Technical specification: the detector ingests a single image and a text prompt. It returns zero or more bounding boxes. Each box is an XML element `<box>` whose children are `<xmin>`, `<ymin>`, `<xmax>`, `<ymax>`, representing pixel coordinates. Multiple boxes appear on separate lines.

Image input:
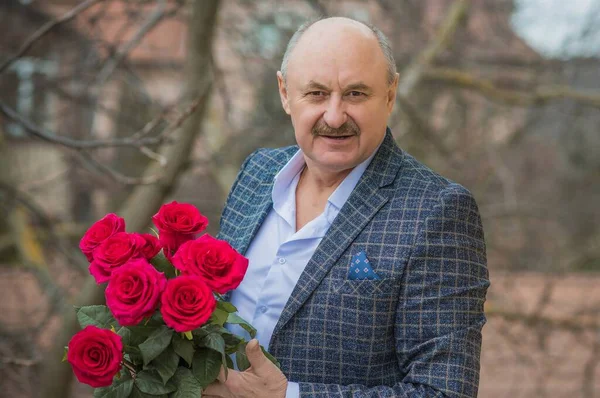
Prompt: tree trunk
<box><xmin>39</xmin><ymin>1</ymin><xmax>221</xmax><ymax>396</ymax></box>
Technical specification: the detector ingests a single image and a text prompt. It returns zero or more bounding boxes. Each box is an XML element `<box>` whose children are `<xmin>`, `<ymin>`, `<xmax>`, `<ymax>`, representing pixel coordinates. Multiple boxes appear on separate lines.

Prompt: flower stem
<box><xmin>122</xmin><ymin>360</ymin><xmax>137</xmax><ymax>379</ymax></box>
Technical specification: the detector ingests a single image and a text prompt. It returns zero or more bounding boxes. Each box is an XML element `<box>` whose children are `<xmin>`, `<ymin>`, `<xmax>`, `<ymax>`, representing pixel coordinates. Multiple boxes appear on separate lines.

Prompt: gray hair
<box><xmin>280</xmin><ymin>17</ymin><xmax>397</xmax><ymax>86</ymax></box>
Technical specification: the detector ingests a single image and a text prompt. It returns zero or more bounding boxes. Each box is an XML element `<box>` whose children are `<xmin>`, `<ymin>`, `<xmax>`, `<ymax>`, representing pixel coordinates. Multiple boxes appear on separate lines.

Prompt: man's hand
<box><xmin>202</xmin><ymin>339</ymin><xmax>288</xmax><ymax>398</ymax></box>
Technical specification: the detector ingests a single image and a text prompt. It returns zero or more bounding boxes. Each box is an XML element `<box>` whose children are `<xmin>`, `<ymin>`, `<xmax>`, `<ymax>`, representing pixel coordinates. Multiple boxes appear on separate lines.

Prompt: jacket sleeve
<box><xmin>297</xmin><ymin>183</ymin><xmax>490</xmax><ymax>398</ymax></box>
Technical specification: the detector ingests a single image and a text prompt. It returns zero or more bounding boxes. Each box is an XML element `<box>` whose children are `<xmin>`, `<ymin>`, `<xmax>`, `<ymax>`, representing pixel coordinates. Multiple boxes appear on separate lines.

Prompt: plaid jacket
<box><xmin>218</xmin><ymin>130</ymin><xmax>490</xmax><ymax>398</ymax></box>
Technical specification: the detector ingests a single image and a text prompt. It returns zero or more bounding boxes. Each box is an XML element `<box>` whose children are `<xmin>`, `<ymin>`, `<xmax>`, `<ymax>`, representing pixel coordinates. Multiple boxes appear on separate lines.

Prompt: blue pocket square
<box><xmin>348</xmin><ymin>251</ymin><xmax>381</xmax><ymax>280</ymax></box>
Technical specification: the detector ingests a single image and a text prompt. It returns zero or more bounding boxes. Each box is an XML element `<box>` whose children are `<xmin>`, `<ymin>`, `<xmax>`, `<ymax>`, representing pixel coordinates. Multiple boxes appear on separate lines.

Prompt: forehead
<box><xmin>286</xmin><ymin>22</ymin><xmax>388</xmax><ymax>88</ymax></box>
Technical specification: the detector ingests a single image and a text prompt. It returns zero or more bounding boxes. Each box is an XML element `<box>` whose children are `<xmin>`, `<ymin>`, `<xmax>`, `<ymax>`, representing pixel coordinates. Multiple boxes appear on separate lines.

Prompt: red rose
<box><xmin>160</xmin><ymin>275</ymin><xmax>216</xmax><ymax>332</ymax></box>
<box><xmin>79</xmin><ymin>214</ymin><xmax>125</xmax><ymax>262</ymax></box>
<box><xmin>134</xmin><ymin>233</ymin><xmax>162</xmax><ymax>259</ymax></box>
<box><xmin>152</xmin><ymin>201</ymin><xmax>208</xmax><ymax>258</ymax></box>
<box><xmin>105</xmin><ymin>258</ymin><xmax>167</xmax><ymax>326</ymax></box>
<box><xmin>67</xmin><ymin>325</ymin><xmax>123</xmax><ymax>388</ymax></box>
<box><xmin>89</xmin><ymin>232</ymin><xmax>143</xmax><ymax>284</ymax></box>
<box><xmin>172</xmin><ymin>235</ymin><xmax>248</xmax><ymax>294</ymax></box>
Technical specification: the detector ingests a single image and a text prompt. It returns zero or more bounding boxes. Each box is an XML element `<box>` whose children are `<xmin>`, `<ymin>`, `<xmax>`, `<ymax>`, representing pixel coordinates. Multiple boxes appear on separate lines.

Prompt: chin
<box><xmin>315</xmin><ymin>156</ymin><xmax>360</xmax><ymax>172</ymax></box>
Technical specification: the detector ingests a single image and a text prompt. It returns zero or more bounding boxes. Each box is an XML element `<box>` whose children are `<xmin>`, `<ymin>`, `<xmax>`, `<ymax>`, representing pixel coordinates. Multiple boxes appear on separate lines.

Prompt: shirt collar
<box><xmin>272</xmin><ymin>139</ymin><xmax>382</xmax><ymax>225</ymax></box>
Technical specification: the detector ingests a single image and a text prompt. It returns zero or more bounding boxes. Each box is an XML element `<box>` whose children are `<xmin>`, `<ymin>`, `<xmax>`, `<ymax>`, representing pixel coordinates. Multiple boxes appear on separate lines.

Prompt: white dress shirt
<box><xmin>227</xmin><ymin>145</ymin><xmax>378</xmax><ymax>397</ymax></box>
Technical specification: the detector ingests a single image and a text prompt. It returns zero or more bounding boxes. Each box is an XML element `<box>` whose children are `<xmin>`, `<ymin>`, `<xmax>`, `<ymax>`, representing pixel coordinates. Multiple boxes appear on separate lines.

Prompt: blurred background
<box><xmin>0</xmin><ymin>0</ymin><xmax>599</xmax><ymax>397</ymax></box>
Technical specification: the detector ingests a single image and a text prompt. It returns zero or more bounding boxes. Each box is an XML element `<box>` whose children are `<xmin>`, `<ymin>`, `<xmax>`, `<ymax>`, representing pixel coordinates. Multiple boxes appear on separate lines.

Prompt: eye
<box><xmin>308</xmin><ymin>91</ymin><xmax>326</xmax><ymax>97</ymax></box>
<box><xmin>347</xmin><ymin>91</ymin><xmax>365</xmax><ymax>97</ymax></box>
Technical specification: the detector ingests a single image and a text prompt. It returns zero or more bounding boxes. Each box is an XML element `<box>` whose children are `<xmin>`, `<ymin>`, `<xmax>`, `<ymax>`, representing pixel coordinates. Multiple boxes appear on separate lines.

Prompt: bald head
<box><xmin>280</xmin><ymin>17</ymin><xmax>397</xmax><ymax>86</ymax></box>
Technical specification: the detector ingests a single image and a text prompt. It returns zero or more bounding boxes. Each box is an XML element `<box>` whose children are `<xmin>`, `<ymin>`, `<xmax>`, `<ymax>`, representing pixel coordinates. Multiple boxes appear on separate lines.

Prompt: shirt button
<box><xmin>278</xmin><ymin>257</ymin><xmax>286</xmax><ymax>264</ymax></box>
<box><xmin>259</xmin><ymin>306</ymin><xmax>267</xmax><ymax>314</ymax></box>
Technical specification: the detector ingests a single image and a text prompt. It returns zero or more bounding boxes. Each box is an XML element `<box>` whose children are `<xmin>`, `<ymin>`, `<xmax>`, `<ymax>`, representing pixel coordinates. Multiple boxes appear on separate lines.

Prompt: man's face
<box><xmin>277</xmin><ymin>20</ymin><xmax>398</xmax><ymax>174</ymax></box>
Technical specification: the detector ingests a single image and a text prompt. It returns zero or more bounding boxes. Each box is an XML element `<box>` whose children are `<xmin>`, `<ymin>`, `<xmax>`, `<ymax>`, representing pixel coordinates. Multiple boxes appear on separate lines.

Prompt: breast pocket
<box><xmin>333</xmin><ymin>277</ymin><xmax>398</xmax><ymax>296</ymax></box>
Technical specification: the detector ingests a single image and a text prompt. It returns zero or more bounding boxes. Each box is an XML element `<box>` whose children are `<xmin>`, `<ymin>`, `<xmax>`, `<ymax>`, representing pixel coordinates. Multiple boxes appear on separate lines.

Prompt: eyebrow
<box><xmin>302</xmin><ymin>81</ymin><xmax>330</xmax><ymax>92</ymax></box>
<box><xmin>344</xmin><ymin>82</ymin><xmax>372</xmax><ymax>92</ymax></box>
<box><xmin>301</xmin><ymin>80</ymin><xmax>373</xmax><ymax>93</ymax></box>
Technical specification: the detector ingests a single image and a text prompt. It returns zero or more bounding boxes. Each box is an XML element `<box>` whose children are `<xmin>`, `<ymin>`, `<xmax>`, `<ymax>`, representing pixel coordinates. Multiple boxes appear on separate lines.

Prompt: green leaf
<box><xmin>235</xmin><ymin>343</ymin><xmax>250</xmax><ymax>371</ymax></box>
<box><xmin>216</xmin><ymin>301</ymin><xmax>237</xmax><ymax>313</ymax></box>
<box><xmin>93</xmin><ymin>371</ymin><xmax>134</xmax><ymax>398</ymax></box>
<box><xmin>203</xmin><ymin>333</ymin><xmax>227</xmax><ymax>379</ymax></box>
<box><xmin>191</xmin><ymin>326</ymin><xmax>210</xmax><ymax>343</ymax></box>
<box><xmin>200</xmin><ymin>323</ymin><xmax>222</xmax><ymax>334</ymax></box>
<box><xmin>202</xmin><ymin>333</ymin><xmax>225</xmax><ymax>356</ymax></box>
<box><xmin>62</xmin><ymin>347</ymin><xmax>68</xmax><ymax>362</ymax></box>
<box><xmin>123</xmin><ymin>345</ymin><xmax>144</xmax><ymax>367</ymax></box>
<box><xmin>209</xmin><ymin>307</ymin><xmax>229</xmax><ymax>327</ymax></box>
<box><xmin>119</xmin><ymin>326</ymin><xmax>144</xmax><ymax>365</ymax></box>
<box><xmin>192</xmin><ymin>347</ymin><xmax>222</xmax><ymax>388</ymax></box>
<box><xmin>170</xmin><ymin>367</ymin><xmax>203</xmax><ymax>398</ymax></box>
<box><xmin>129</xmin><ymin>386</ymin><xmax>168</xmax><ymax>398</ymax></box>
<box><xmin>76</xmin><ymin>305</ymin><xmax>117</xmax><ymax>329</ymax></box>
<box><xmin>125</xmin><ymin>324</ymin><xmax>161</xmax><ymax>346</ymax></box>
<box><xmin>225</xmin><ymin>313</ymin><xmax>256</xmax><ymax>338</ymax></box>
<box><xmin>127</xmin><ymin>386</ymin><xmax>144</xmax><ymax>398</ymax></box>
<box><xmin>225</xmin><ymin>355</ymin><xmax>234</xmax><ymax>370</ymax></box>
<box><xmin>172</xmin><ymin>334</ymin><xmax>195</xmax><ymax>366</ymax></box>
<box><xmin>150</xmin><ymin>253</ymin><xmax>176</xmax><ymax>279</ymax></box>
<box><xmin>151</xmin><ymin>346</ymin><xmax>179</xmax><ymax>385</ymax></box>
<box><xmin>139</xmin><ymin>326</ymin><xmax>173</xmax><ymax>367</ymax></box>
<box><xmin>148</xmin><ymin>311</ymin><xmax>164</xmax><ymax>326</ymax></box>
<box><xmin>117</xmin><ymin>327</ymin><xmax>132</xmax><ymax>346</ymax></box>
<box><xmin>135</xmin><ymin>370</ymin><xmax>176</xmax><ymax>395</ymax></box>
<box><xmin>222</xmin><ymin>332</ymin><xmax>244</xmax><ymax>354</ymax></box>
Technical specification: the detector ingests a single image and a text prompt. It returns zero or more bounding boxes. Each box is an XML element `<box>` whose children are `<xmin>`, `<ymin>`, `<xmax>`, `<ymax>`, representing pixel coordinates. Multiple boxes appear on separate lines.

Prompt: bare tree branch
<box><xmin>1</xmin><ymin>356</ymin><xmax>40</xmax><ymax>367</ymax></box>
<box><xmin>0</xmin><ymin>0</ymin><xmax>105</xmax><ymax>75</ymax></box>
<box><xmin>0</xmin><ymin>182</ymin><xmax>87</xmax><ymax>273</ymax></box>
<box><xmin>91</xmin><ymin>0</ymin><xmax>168</xmax><ymax>98</ymax></box>
<box><xmin>75</xmin><ymin>150</ymin><xmax>163</xmax><ymax>185</ymax></box>
<box><xmin>398</xmin><ymin>0</ymin><xmax>470</xmax><ymax>97</ymax></box>
<box><xmin>424</xmin><ymin>67</ymin><xmax>600</xmax><ymax>108</ymax></box>
<box><xmin>396</xmin><ymin>96</ymin><xmax>453</xmax><ymax>158</ymax></box>
<box><xmin>77</xmin><ymin>96</ymin><xmax>204</xmax><ymax>185</ymax></box>
<box><xmin>0</xmin><ymin>100</ymin><xmax>176</xmax><ymax>150</ymax></box>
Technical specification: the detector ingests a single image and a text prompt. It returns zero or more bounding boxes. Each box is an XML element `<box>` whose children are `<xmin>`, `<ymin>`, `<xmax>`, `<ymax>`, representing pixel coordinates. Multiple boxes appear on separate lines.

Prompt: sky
<box><xmin>511</xmin><ymin>0</ymin><xmax>600</xmax><ymax>58</ymax></box>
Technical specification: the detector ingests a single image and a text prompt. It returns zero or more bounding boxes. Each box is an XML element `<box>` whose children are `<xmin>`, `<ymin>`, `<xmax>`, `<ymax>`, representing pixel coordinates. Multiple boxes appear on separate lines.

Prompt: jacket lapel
<box><xmin>227</xmin><ymin>147</ymin><xmax>299</xmax><ymax>256</ymax></box>
<box><xmin>234</xmin><ymin>181</ymin><xmax>274</xmax><ymax>256</ymax></box>
<box><xmin>272</xmin><ymin>129</ymin><xmax>404</xmax><ymax>337</ymax></box>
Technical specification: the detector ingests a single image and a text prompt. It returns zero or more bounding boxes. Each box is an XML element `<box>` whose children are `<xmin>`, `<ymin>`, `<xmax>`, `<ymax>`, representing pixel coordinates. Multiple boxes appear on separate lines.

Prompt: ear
<box><xmin>386</xmin><ymin>72</ymin><xmax>400</xmax><ymax>113</ymax></box>
<box><xmin>277</xmin><ymin>71</ymin><xmax>291</xmax><ymax>115</ymax></box>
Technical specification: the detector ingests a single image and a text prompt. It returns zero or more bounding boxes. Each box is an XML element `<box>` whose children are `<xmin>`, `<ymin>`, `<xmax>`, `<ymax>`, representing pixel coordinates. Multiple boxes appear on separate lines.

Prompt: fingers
<box><xmin>245</xmin><ymin>339</ymin><xmax>269</xmax><ymax>374</ymax></box>
<box><xmin>216</xmin><ymin>365</ymin><xmax>227</xmax><ymax>383</ymax></box>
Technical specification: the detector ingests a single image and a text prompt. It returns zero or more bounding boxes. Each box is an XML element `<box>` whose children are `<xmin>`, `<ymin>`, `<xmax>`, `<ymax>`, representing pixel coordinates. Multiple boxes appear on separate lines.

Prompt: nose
<box><xmin>322</xmin><ymin>96</ymin><xmax>347</xmax><ymax>129</ymax></box>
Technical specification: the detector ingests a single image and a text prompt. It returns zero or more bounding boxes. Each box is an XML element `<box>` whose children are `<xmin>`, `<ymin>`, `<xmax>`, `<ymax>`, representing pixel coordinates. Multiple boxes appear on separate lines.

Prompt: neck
<box><xmin>301</xmin><ymin>160</ymin><xmax>353</xmax><ymax>194</ymax></box>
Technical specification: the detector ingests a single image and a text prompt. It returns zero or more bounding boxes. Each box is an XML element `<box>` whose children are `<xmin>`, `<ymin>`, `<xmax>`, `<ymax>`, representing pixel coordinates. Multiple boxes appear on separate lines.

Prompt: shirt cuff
<box><xmin>286</xmin><ymin>381</ymin><xmax>300</xmax><ymax>398</ymax></box>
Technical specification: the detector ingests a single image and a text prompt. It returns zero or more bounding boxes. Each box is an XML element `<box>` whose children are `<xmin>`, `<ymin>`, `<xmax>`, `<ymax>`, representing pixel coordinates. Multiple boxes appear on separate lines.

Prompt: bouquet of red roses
<box><xmin>65</xmin><ymin>201</ymin><xmax>276</xmax><ymax>397</ymax></box>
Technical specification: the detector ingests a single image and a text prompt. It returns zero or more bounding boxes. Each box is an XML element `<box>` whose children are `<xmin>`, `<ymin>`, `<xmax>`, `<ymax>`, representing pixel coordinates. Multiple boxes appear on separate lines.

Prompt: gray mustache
<box><xmin>312</xmin><ymin>119</ymin><xmax>360</xmax><ymax>137</ymax></box>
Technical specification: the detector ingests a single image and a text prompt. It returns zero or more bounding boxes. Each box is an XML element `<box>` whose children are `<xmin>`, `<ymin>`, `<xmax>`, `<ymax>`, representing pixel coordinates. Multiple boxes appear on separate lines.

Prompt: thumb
<box><xmin>245</xmin><ymin>339</ymin><xmax>269</xmax><ymax>372</ymax></box>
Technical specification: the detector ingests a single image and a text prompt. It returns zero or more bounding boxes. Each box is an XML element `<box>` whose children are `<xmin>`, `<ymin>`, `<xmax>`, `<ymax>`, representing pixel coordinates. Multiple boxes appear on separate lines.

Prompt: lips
<box><xmin>320</xmin><ymin>135</ymin><xmax>353</xmax><ymax>139</ymax></box>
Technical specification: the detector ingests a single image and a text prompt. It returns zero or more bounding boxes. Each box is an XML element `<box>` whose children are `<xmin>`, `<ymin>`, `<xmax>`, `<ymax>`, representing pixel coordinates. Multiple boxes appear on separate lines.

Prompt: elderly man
<box><xmin>205</xmin><ymin>17</ymin><xmax>489</xmax><ymax>398</ymax></box>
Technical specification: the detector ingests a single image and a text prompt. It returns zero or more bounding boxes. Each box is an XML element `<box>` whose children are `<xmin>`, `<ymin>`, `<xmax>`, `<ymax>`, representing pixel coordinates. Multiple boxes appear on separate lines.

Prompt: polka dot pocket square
<box><xmin>348</xmin><ymin>251</ymin><xmax>381</xmax><ymax>280</ymax></box>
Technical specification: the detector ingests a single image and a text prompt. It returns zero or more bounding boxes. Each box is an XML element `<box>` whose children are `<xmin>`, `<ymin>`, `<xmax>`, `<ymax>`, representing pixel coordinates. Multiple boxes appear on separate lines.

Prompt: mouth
<box><xmin>320</xmin><ymin>135</ymin><xmax>354</xmax><ymax>140</ymax></box>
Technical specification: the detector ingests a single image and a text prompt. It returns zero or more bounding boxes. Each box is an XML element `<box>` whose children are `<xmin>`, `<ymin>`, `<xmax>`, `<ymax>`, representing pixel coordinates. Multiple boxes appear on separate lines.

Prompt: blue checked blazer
<box><xmin>218</xmin><ymin>130</ymin><xmax>490</xmax><ymax>398</ymax></box>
